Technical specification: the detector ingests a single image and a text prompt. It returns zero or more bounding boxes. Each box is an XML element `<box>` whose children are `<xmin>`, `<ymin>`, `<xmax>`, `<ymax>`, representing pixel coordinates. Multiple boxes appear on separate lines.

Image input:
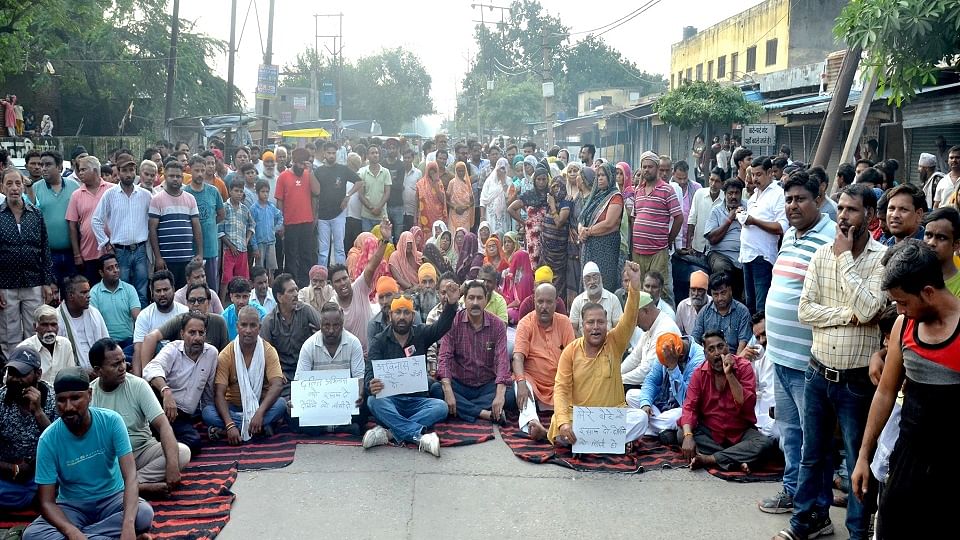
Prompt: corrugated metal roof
<box><xmin>778</xmin><ymin>91</ymin><xmax>863</xmax><ymax>116</ymax></box>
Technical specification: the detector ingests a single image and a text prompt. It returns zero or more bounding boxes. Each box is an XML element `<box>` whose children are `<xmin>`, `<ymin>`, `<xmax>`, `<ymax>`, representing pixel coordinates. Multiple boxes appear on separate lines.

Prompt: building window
<box><xmin>717</xmin><ymin>55</ymin><xmax>726</xmax><ymax>78</ymax></box>
<box><xmin>678</xmin><ymin>71</ymin><xmax>683</xmax><ymax>85</ymax></box>
<box><xmin>766</xmin><ymin>38</ymin><xmax>778</xmax><ymax>66</ymax></box>
<box><xmin>686</xmin><ymin>67</ymin><xmax>692</xmax><ymax>81</ymax></box>
<box><xmin>731</xmin><ymin>53</ymin><xmax>738</xmax><ymax>77</ymax></box>
<box><xmin>696</xmin><ymin>63</ymin><xmax>703</xmax><ymax>81</ymax></box>
<box><xmin>671</xmin><ymin>74</ymin><xmax>675</xmax><ymax>89</ymax></box>
<box><xmin>746</xmin><ymin>46</ymin><xmax>757</xmax><ymax>72</ymax></box>
<box><xmin>707</xmin><ymin>60</ymin><xmax>714</xmax><ymax>81</ymax></box>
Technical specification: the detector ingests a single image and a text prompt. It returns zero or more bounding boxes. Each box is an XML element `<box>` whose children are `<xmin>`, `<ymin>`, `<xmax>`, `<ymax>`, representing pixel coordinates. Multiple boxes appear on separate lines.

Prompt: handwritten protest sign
<box><xmin>292</xmin><ymin>370</ymin><xmax>358</xmax><ymax>416</ymax></box>
<box><xmin>572</xmin><ymin>406</ymin><xmax>627</xmax><ymax>454</ymax></box>
<box><xmin>291</xmin><ymin>376</ymin><xmax>360</xmax><ymax>426</ymax></box>
<box><xmin>371</xmin><ymin>355</ymin><xmax>428</xmax><ymax>398</ymax></box>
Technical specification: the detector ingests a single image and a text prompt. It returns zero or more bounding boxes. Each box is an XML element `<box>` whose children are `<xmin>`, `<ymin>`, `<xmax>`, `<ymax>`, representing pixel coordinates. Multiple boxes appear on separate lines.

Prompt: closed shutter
<box><xmin>908</xmin><ymin>125</ymin><xmax>960</xmax><ymax>184</ymax></box>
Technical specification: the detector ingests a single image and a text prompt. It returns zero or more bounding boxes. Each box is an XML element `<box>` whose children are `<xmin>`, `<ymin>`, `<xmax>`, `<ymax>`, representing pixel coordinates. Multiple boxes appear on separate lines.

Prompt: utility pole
<box><xmin>812</xmin><ymin>45</ymin><xmax>861</xmax><ymax>169</ymax></box>
<box><xmin>259</xmin><ymin>0</ymin><xmax>275</xmax><ymax>147</ymax></box>
<box><xmin>542</xmin><ymin>30</ymin><xmax>555</xmax><ymax>148</ymax></box>
<box><xmin>225</xmin><ymin>0</ymin><xmax>237</xmax><ymax>149</ymax></box>
<box><xmin>315</xmin><ymin>13</ymin><xmax>344</xmax><ymax>129</ymax></box>
<box><xmin>163</xmin><ymin>0</ymin><xmax>180</xmax><ymax>132</ymax></box>
<box><xmin>840</xmin><ymin>65</ymin><xmax>878</xmax><ymax>166</ymax></box>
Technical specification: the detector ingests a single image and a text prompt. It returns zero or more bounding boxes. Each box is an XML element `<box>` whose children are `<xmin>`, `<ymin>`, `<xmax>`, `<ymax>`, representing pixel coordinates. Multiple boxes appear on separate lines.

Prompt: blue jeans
<box><xmin>790</xmin><ymin>365</ymin><xmax>873</xmax><ymax>539</ymax></box>
<box><xmin>115</xmin><ymin>244</ymin><xmax>149</xmax><ymax>307</ymax></box>
<box><xmin>387</xmin><ymin>206</ymin><xmax>404</xmax><ymax>243</ymax></box>
<box><xmin>201</xmin><ymin>398</ymin><xmax>288</xmax><ymax>431</ymax></box>
<box><xmin>428</xmin><ymin>379</ymin><xmax>515</xmax><ymax>423</ymax></box>
<box><xmin>0</xmin><ymin>477</ymin><xmax>37</xmax><ymax>509</ymax></box>
<box><xmin>775</xmin><ymin>364</ymin><xmax>833</xmax><ymax>506</ymax></box>
<box><xmin>50</xmin><ymin>248</ymin><xmax>74</xmax><ymax>289</ymax></box>
<box><xmin>204</xmin><ymin>256</ymin><xmax>220</xmax><ymax>294</ymax></box>
<box><xmin>366</xmin><ymin>394</ymin><xmax>448</xmax><ymax>443</ymax></box>
<box><xmin>360</xmin><ymin>217</ymin><xmax>381</xmax><ymax>233</ymax></box>
<box><xmin>743</xmin><ymin>256</ymin><xmax>773</xmax><ymax>313</ymax></box>
<box><xmin>317</xmin><ymin>212</ymin><xmax>346</xmax><ymax>267</ymax></box>
<box><xmin>23</xmin><ymin>490</ymin><xmax>153</xmax><ymax>540</ymax></box>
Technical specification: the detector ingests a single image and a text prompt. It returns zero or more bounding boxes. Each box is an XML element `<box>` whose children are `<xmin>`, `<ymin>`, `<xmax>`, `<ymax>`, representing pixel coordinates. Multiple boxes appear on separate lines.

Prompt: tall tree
<box><xmin>653</xmin><ymin>81</ymin><xmax>763</xmax><ymax>131</ymax></box>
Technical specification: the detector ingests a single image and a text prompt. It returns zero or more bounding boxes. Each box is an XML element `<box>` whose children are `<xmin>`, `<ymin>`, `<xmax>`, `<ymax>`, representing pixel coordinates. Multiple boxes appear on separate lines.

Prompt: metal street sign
<box><xmin>256</xmin><ymin>64</ymin><xmax>279</xmax><ymax>100</ymax></box>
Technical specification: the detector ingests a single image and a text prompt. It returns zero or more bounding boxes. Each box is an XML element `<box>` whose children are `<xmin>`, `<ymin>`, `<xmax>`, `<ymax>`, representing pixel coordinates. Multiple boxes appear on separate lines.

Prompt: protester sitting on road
<box><xmin>569</xmin><ymin>261</ymin><xmax>623</xmax><ymax>336</ymax></box>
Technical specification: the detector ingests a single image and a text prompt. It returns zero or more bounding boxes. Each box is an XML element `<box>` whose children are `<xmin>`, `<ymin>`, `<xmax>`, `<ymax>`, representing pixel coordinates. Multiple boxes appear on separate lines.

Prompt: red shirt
<box><xmin>680</xmin><ymin>355</ymin><xmax>757</xmax><ymax>445</ymax></box>
<box><xmin>275</xmin><ymin>169</ymin><xmax>314</xmax><ymax>225</ymax></box>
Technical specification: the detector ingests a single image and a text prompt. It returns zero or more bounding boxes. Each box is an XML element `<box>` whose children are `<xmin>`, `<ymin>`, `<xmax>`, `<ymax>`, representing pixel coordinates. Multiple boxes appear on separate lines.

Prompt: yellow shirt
<box><xmin>215</xmin><ymin>340</ymin><xmax>284</xmax><ymax>407</ymax></box>
<box><xmin>548</xmin><ymin>286</ymin><xmax>639</xmax><ymax>443</ymax></box>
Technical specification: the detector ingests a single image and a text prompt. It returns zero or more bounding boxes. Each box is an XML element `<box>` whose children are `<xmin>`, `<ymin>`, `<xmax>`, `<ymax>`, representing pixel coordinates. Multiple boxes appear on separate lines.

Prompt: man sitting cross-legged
<box><xmin>625</xmin><ymin>333</ymin><xmax>705</xmax><ymax>444</ymax></box>
<box><xmin>680</xmin><ymin>330</ymin><xmax>775</xmax><ymax>472</ymax></box>
<box><xmin>23</xmin><ymin>368</ymin><xmax>154</xmax><ymax>540</ymax></box>
<box><xmin>203</xmin><ymin>306</ymin><xmax>287</xmax><ymax>444</ymax></box>
<box><xmin>512</xmin><ymin>282</ymin><xmax>575</xmax><ymax>440</ymax></box>
<box><xmin>91</xmin><ymin>338</ymin><xmax>191</xmax><ymax>499</ymax></box>
<box><xmin>364</xmin><ymin>281</ymin><xmax>461</xmax><ymax>456</ymax></box>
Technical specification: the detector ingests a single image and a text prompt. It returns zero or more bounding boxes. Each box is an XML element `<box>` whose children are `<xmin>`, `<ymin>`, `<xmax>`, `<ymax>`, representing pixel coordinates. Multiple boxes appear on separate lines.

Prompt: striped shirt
<box><xmin>91</xmin><ymin>184</ymin><xmax>152</xmax><ymax>248</ymax></box>
<box><xmin>148</xmin><ymin>190</ymin><xmax>199</xmax><ymax>263</ymax></box>
<box><xmin>632</xmin><ymin>180</ymin><xmax>681</xmax><ymax>255</ymax></box>
<box><xmin>799</xmin><ymin>237</ymin><xmax>887</xmax><ymax>370</ymax></box>
<box><xmin>765</xmin><ymin>213</ymin><xmax>836</xmax><ymax>371</ymax></box>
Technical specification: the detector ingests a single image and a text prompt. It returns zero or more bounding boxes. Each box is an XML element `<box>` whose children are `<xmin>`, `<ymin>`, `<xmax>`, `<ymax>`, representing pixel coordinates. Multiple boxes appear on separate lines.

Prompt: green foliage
<box><xmin>835</xmin><ymin>0</ymin><xmax>960</xmax><ymax>105</ymax></box>
<box><xmin>653</xmin><ymin>81</ymin><xmax>763</xmax><ymax>130</ymax></box>
<box><xmin>0</xmin><ymin>0</ymin><xmax>241</xmax><ymax>136</ymax></box>
<box><xmin>280</xmin><ymin>47</ymin><xmax>434</xmax><ymax>134</ymax></box>
<box><xmin>454</xmin><ymin>0</ymin><xmax>666</xmax><ymax>137</ymax></box>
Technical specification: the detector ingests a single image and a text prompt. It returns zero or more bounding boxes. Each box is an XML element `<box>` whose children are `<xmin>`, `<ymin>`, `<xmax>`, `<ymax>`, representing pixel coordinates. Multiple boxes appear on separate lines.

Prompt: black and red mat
<box><xmin>0</xmin><ymin>461</ymin><xmax>238</xmax><ymax>540</ymax></box>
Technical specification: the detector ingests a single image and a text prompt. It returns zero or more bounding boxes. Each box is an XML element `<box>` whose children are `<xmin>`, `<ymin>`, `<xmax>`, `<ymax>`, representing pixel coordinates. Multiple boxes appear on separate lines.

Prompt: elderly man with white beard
<box><xmin>569</xmin><ymin>261</ymin><xmax>623</xmax><ymax>337</ymax></box>
<box><xmin>18</xmin><ymin>304</ymin><xmax>76</xmax><ymax>384</ymax></box>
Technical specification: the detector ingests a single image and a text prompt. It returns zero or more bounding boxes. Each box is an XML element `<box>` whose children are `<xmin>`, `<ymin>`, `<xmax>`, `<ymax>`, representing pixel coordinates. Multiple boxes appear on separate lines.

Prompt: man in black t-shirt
<box><xmin>315</xmin><ymin>141</ymin><xmax>361</xmax><ymax>268</ymax></box>
<box><xmin>381</xmin><ymin>137</ymin><xmax>406</xmax><ymax>243</ymax></box>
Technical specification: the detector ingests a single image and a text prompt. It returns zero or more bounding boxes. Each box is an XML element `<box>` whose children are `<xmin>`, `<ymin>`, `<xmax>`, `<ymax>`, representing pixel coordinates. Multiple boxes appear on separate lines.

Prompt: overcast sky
<box><xmin>180</xmin><ymin>0</ymin><xmax>764</xmax><ymax>130</ymax></box>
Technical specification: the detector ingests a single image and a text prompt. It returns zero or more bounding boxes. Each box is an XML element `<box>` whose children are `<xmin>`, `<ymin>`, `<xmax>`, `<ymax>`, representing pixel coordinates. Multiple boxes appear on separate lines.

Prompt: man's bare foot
<box><xmin>690</xmin><ymin>453</ymin><xmax>716</xmax><ymax>470</ymax></box>
<box><xmin>478</xmin><ymin>410</ymin><xmax>491</xmax><ymax>421</ymax></box>
<box><xmin>740</xmin><ymin>462</ymin><xmax>752</xmax><ymax>474</ymax></box>
<box><xmin>139</xmin><ymin>482</ymin><xmax>170</xmax><ymax>499</ymax></box>
<box><xmin>527</xmin><ymin>420</ymin><xmax>547</xmax><ymax>441</ymax></box>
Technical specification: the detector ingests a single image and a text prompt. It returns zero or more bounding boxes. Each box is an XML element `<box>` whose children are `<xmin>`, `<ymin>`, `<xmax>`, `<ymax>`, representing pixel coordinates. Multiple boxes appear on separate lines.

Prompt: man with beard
<box><xmin>363</xmin><ymin>280</ymin><xmax>461</xmax><ymax>456</ymax></box>
<box><xmin>569</xmin><ymin>262</ymin><xmax>623</xmax><ymax>336</ymax></box>
<box><xmin>141</xmin><ymin>283</ymin><xmax>230</xmax><ymax>370</ymax></box>
<box><xmin>329</xmin><ymin>220</ymin><xmax>392</xmax><ymax>354</ymax></box>
<box><xmin>883</xmin><ymin>184</ymin><xmax>926</xmax><ymax>245</ymax></box>
<box><xmin>704</xmin><ymin>176</ymin><xmax>746</xmax><ymax>298</ymax></box>
<box><xmin>260</xmin><ymin>273</ymin><xmax>321</xmax><ymax>400</ymax></box>
<box><xmin>315</xmin><ymin>141</ymin><xmax>360</xmax><ymax>268</ymax></box>
<box><xmin>90</xmin><ymin>338</ymin><xmax>189</xmax><ymax>498</ymax></box>
<box><xmin>512</xmin><ymin>283</ymin><xmax>574</xmax><ymax>441</ymax></box>
<box><xmin>410</xmin><ymin>263</ymin><xmax>439</xmax><ymax>323</ymax></box>
<box><xmin>777</xmin><ymin>184</ymin><xmax>887</xmax><ymax>540</ymax></box>
<box><xmin>132</xmin><ymin>270</ymin><xmax>188</xmax><ymax>375</ymax></box>
<box><xmin>297</xmin><ymin>265</ymin><xmax>335</xmax><ymax>313</ymax></box>
<box><xmin>676</xmin><ymin>271</ymin><xmax>711</xmax><ymax>335</ymax></box>
<box><xmin>23</xmin><ymin>367</ymin><xmax>154</xmax><ymax>540</ymax></box>
<box><xmin>759</xmin><ymin>172</ymin><xmax>836</xmax><ymax>515</ymax></box>
<box><xmin>275</xmin><ymin>148</ymin><xmax>322</xmax><ymax>286</ymax></box>
<box><xmin>740</xmin><ymin>157</ymin><xmax>787</xmax><ymax>314</ymax></box>
<box><xmin>691</xmin><ymin>272</ymin><xmax>751</xmax><ymax>354</ymax></box>
<box><xmin>632</xmin><ymin>152</ymin><xmax>683</xmax><ymax>306</ymax></box>
<box><xmin>142</xmin><ymin>313</ymin><xmax>219</xmax><ymax>456</ymax></box>
<box><xmin>0</xmin><ymin>347</ymin><xmax>55</xmax><ymax>509</ymax></box>
<box><xmin>18</xmin><ymin>305</ymin><xmax>75</xmax><ymax>384</ymax></box>
<box><xmin>90</xmin><ymin>253</ymin><xmax>141</xmax><ymax>348</ymax></box>
<box><xmin>148</xmin><ymin>161</ymin><xmax>203</xmax><ymax>289</ymax></box>
<box><xmin>67</xmin><ymin>155</ymin><xmax>111</xmax><ymax>283</ymax></box>
<box><xmin>621</xmin><ymin>290</ymin><xmax>682</xmax><ymax>389</ymax></box>
<box><xmin>56</xmin><ymin>275</ymin><xmax>110</xmax><ymax>371</ymax></box>
<box><xmin>204</xmin><ymin>307</ymin><xmax>286</xmax><ymax>444</ymax></box>
<box><xmin>921</xmin><ymin>152</ymin><xmax>948</xmax><ymax>210</ymax></box>
<box><xmin>294</xmin><ymin>302</ymin><xmax>366</xmax><ymax>434</ymax></box>
<box><xmin>680</xmin><ymin>331</ymin><xmax>774</xmax><ymax>471</ymax></box>
<box><xmin>92</xmin><ymin>153</ymin><xmax>152</xmax><ymax>306</ymax></box>
<box><xmin>367</xmin><ymin>276</ymin><xmax>422</xmax><ymax>341</ymax></box>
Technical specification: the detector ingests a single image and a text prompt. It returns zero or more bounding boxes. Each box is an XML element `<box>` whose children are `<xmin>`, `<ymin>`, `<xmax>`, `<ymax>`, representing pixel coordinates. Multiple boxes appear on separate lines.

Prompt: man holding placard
<box><xmin>294</xmin><ymin>302</ymin><xmax>366</xmax><ymax>434</ymax></box>
<box><xmin>364</xmin><ymin>280</ymin><xmax>461</xmax><ymax>456</ymax></box>
<box><xmin>549</xmin><ymin>262</ymin><xmax>647</xmax><ymax>447</ymax></box>
<box><xmin>433</xmin><ymin>280</ymin><xmax>512</xmax><ymax>425</ymax></box>
<box><xmin>679</xmin><ymin>330</ymin><xmax>774</xmax><ymax>472</ymax></box>
<box><xmin>203</xmin><ymin>307</ymin><xmax>287</xmax><ymax>444</ymax></box>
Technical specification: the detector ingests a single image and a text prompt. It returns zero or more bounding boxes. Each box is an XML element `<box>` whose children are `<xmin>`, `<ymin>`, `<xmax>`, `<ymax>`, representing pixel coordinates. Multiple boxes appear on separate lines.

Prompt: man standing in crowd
<box><xmin>67</xmin><ymin>155</ymin><xmax>111</xmax><ymax>283</ymax></box>
<box><xmin>921</xmin><ymin>207</ymin><xmax>960</xmax><ymax>296</ymax></box>
<box><xmin>358</xmin><ymin>145</ymin><xmax>392</xmax><ymax>232</ymax></box>
<box><xmin>275</xmin><ymin>148</ymin><xmax>321</xmax><ymax>286</ymax></box>
<box><xmin>632</xmin><ymin>151</ymin><xmax>682</xmax><ymax>306</ymax></box>
<box><xmin>33</xmin><ymin>150</ymin><xmax>80</xmax><ymax>288</ymax></box>
<box><xmin>315</xmin><ymin>141</ymin><xmax>360</xmax><ymax>268</ymax></box>
<box><xmin>184</xmin><ymin>153</ymin><xmax>225</xmax><ymax>292</ymax></box>
<box><xmin>148</xmin><ymin>161</ymin><xmax>203</xmax><ymax>289</ymax></box>
<box><xmin>92</xmin><ymin>152</ymin><xmax>152</xmax><ymax>306</ymax></box>
<box><xmin>740</xmin><ymin>157</ymin><xmax>786</xmax><ymax>314</ymax></box>
<box><xmin>883</xmin><ymin>184</ymin><xmax>926</xmax><ymax>245</ymax></box>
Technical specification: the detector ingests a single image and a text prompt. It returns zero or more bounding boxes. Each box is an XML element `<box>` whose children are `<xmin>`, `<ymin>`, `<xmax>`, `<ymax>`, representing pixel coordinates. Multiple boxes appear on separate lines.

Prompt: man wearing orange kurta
<box><xmin>512</xmin><ymin>282</ymin><xmax>575</xmax><ymax>440</ymax></box>
<box><xmin>548</xmin><ymin>261</ymin><xmax>648</xmax><ymax>446</ymax></box>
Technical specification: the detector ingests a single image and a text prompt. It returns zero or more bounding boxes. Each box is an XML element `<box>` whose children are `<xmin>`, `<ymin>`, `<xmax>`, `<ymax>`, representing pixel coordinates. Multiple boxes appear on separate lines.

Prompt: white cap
<box><xmin>919</xmin><ymin>152</ymin><xmax>937</xmax><ymax>168</ymax></box>
<box><xmin>583</xmin><ymin>261</ymin><xmax>600</xmax><ymax>276</ymax></box>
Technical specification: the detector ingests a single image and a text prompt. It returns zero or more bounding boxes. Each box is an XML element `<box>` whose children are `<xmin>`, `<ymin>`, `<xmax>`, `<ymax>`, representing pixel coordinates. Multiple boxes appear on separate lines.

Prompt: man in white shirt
<box><xmin>676</xmin><ymin>270</ymin><xmax>712</xmax><ymax>336</ymax></box>
<box><xmin>91</xmin><ymin>153</ymin><xmax>153</xmax><ymax>306</ymax></box>
<box><xmin>569</xmin><ymin>262</ymin><xmax>623</xmax><ymax>337</ymax></box>
<box><xmin>642</xmin><ymin>271</ymin><xmax>676</xmax><ymax>321</ymax></box>
<box><xmin>132</xmin><ymin>270</ymin><xmax>187</xmax><ymax>376</ymax></box>
<box><xmin>18</xmin><ymin>304</ymin><xmax>75</xmax><ymax>384</ymax></box>
<box><xmin>621</xmin><ymin>291</ymin><xmax>682</xmax><ymax>388</ymax></box>
<box><xmin>684</xmin><ymin>172</ymin><xmax>724</xmax><ymax>256</ymax></box>
<box><xmin>740</xmin><ymin>157</ymin><xmax>787</xmax><ymax>313</ymax></box>
<box><xmin>250</xmin><ymin>267</ymin><xmax>277</xmax><ymax>314</ymax></box>
<box><xmin>401</xmin><ymin>148</ymin><xmax>422</xmax><ymax>231</ymax></box>
<box><xmin>746</xmin><ymin>311</ymin><xmax>776</xmax><ymax>439</ymax></box>
<box><xmin>931</xmin><ymin>148</ymin><xmax>960</xmax><ymax>208</ymax></box>
<box><xmin>55</xmin><ymin>275</ymin><xmax>109</xmax><ymax>371</ymax></box>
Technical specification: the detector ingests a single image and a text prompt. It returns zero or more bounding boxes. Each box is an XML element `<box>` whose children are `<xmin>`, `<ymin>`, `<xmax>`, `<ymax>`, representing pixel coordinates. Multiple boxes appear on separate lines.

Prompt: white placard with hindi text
<box><xmin>572</xmin><ymin>406</ymin><xmax>627</xmax><ymax>454</ymax></box>
<box><xmin>371</xmin><ymin>355</ymin><xmax>428</xmax><ymax>398</ymax></box>
<box><xmin>290</xmin><ymin>376</ymin><xmax>360</xmax><ymax>427</ymax></box>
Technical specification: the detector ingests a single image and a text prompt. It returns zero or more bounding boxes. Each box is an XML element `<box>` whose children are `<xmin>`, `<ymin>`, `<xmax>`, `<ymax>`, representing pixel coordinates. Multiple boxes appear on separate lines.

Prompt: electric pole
<box><xmin>542</xmin><ymin>29</ymin><xmax>555</xmax><ymax>148</ymax></box>
<box><xmin>163</xmin><ymin>0</ymin><xmax>180</xmax><ymax>130</ymax></box>
<box><xmin>260</xmin><ymin>0</ymin><xmax>275</xmax><ymax>147</ymax></box>
<box><xmin>315</xmin><ymin>13</ymin><xmax>344</xmax><ymax>130</ymax></box>
<box><xmin>225</xmin><ymin>0</ymin><xmax>237</xmax><ymax>149</ymax></box>
<box><xmin>812</xmin><ymin>45</ymin><xmax>861</xmax><ymax>169</ymax></box>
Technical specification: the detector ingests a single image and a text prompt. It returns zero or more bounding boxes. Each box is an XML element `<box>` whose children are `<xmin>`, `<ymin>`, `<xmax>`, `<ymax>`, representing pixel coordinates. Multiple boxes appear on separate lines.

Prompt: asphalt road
<box><xmin>218</xmin><ymin>428</ymin><xmax>850</xmax><ymax>540</ymax></box>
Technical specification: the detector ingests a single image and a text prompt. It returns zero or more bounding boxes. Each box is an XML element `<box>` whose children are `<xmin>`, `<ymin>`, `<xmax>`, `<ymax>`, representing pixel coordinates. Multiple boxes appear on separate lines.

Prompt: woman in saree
<box><xmin>346</xmin><ymin>232</ymin><xmax>375</xmax><ymax>277</ymax></box>
<box><xmin>566</xmin><ymin>166</ymin><xmax>594</xmax><ymax>302</ymax></box>
<box><xmin>477</xmin><ymin>221</ymin><xmax>492</xmax><ymax>251</ymax></box>
<box><xmin>483</xmin><ymin>236</ymin><xmax>508</xmax><ymax>273</ymax></box>
<box><xmin>578</xmin><ymin>162</ymin><xmax>624</xmax><ymax>291</ymax></box>
<box><xmin>417</xmin><ymin>162</ymin><xmax>447</xmax><ymax>229</ymax></box>
<box><xmin>422</xmin><ymin>241</ymin><xmax>454</xmax><ymax>276</ymax></box>
<box><xmin>539</xmin><ymin>175</ymin><xmax>572</xmax><ymax>294</ymax></box>
<box><xmin>409</xmin><ymin>225</ymin><xmax>426</xmax><ymax>252</ymax></box>
<box><xmin>455</xmin><ymin>231</ymin><xmax>484</xmax><ymax>282</ymax></box>
<box><xmin>446</xmin><ymin>162</ymin><xmax>474</xmax><ymax>232</ymax></box>
<box><xmin>615</xmin><ymin>161</ymin><xmax>635</xmax><ymax>217</ymax></box>
<box><xmin>426</xmin><ymin>220</ymin><xmax>447</xmax><ymax>246</ymax></box>
<box><xmin>508</xmin><ymin>164</ymin><xmax>550</xmax><ymax>266</ymax></box>
<box><xmin>502</xmin><ymin>249</ymin><xmax>533</xmax><ymax>324</ymax></box>
<box><xmin>388</xmin><ymin>231</ymin><xmax>422</xmax><ymax>290</ymax></box>
<box><xmin>502</xmin><ymin>231</ymin><xmax>519</xmax><ymax>272</ymax></box>
<box><xmin>354</xmin><ymin>235</ymin><xmax>391</xmax><ymax>301</ymax></box>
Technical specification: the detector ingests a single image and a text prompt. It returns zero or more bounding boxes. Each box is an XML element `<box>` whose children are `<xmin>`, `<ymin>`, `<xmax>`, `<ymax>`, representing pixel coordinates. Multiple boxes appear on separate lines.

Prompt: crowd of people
<box><xmin>1</xmin><ymin>132</ymin><xmax>959</xmax><ymax>540</ymax></box>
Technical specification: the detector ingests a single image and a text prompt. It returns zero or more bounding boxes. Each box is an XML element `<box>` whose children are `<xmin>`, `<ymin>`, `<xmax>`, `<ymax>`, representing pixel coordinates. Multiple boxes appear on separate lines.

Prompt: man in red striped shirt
<box><xmin>632</xmin><ymin>151</ymin><xmax>683</xmax><ymax>306</ymax></box>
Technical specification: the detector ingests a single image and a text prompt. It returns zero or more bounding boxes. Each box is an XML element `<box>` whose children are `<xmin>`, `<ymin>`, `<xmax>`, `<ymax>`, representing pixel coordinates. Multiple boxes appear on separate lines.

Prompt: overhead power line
<box><xmin>554</xmin><ymin>0</ymin><xmax>659</xmax><ymax>37</ymax></box>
